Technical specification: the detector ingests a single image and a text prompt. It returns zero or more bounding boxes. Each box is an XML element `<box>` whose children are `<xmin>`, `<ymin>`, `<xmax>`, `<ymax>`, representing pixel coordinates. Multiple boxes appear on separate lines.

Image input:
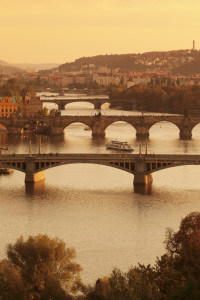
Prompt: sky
<box><xmin>1</xmin><ymin>0</ymin><xmax>200</xmax><ymax>64</ymax></box>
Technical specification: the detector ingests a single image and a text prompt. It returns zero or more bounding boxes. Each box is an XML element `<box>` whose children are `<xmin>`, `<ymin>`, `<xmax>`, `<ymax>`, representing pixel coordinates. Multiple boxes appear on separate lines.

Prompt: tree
<box><xmin>161</xmin><ymin>212</ymin><xmax>200</xmax><ymax>299</ymax></box>
<box><xmin>37</xmin><ymin>107</ymin><xmax>49</xmax><ymax>117</ymax></box>
<box><xmin>50</xmin><ymin>109</ymin><xmax>57</xmax><ymax>116</ymax></box>
<box><xmin>0</xmin><ymin>235</ymin><xmax>82</xmax><ymax>299</ymax></box>
<box><xmin>85</xmin><ymin>212</ymin><xmax>200</xmax><ymax>300</ymax></box>
<box><xmin>21</xmin><ymin>86</ymin><xmax>36</xmax><ymax>101</ymax></box>
<box><xmin>85</xmin><ymin>266</ymin><xmax>160</xmax><ymax>300</ymax></box>
<box><xmin>165</xmin><ymin>212</ymin><xmax>200</xmax><ymax>271</ymax></box>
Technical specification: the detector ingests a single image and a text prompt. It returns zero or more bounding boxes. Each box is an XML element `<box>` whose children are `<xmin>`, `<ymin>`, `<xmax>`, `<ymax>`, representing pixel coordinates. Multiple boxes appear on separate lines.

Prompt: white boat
<box><xmin>106</xmin><ymin>140</ymin><xmax>133</xmax><ymax>151</ymax></box>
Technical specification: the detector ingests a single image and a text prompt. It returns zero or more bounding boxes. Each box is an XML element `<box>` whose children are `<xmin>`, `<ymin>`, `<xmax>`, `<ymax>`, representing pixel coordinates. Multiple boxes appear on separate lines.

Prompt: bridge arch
<box><xmin>64</xmin><ymin>101</ymin><xmax>95</xmax><ymax>110</ymax></box>
<box><xmin>35</xmin><ymin>161</ymin><xmax>134</xmax><ymax>175</ymax></box>
<box><xmin>21</xmin><ymin>121</ymin><xmax>49</xmax><ymax>134</ymax></box>
<box><xmin>0</xmin><ymin>161</ymin><xmax>26</xmax><ymax>173</ymax></box>
<box><xmin>191</xmin><ymin>123</ymin><xmax>200</xmax><ymax>139</ymax></box>
<box><xmin>146</xmin><ymin>161</ymin><xmax>200</xmax><ymax>175</ymax></box>
<box><xmin>63</xmin><ymin>121</ymin><xmax>92</xmax><ymax>135</ymax></box>
<box><xmin>0</xmin><ymin>123</ymin><xmax>8</xmax><ymax>131</ymax></box>
<box><xmin>148</xmin><ymin>120</ymin><xmax>180</xmax><ymax>138</ymax></box>
<box><xmin>105</xmin><ymin>121</ymin><xmax>136</xmax><ymax>135</ymax></box>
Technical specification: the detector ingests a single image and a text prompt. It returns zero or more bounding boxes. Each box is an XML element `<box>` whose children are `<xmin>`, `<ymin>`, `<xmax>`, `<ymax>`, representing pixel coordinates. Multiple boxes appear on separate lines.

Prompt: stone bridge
<box><xmin>1</xmin><ymin>153</ymin><xmax>200</xmax><ymax>185</ymax></box>
<box><xmin>0</xmin><ymin>114</ymin><xmax>200</xmax><ymax>139</ymax></box>
<box><xmin>41</xmin><ymin>97</ymin><xmax>138</xmax><ymax>110</ymax></box>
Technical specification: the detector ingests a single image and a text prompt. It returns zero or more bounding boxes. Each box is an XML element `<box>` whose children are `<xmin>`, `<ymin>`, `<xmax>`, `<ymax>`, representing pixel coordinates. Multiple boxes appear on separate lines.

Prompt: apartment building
<box><xmin>0</xmin><ymin>96</ymin><xmax>18</xmax><ymax>117</ymax></box>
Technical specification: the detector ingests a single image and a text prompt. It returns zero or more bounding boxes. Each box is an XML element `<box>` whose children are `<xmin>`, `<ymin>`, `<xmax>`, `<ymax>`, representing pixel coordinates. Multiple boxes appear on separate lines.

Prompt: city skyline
<box><xmin>1</xmin><ymin>0</ymin><xmax>200</xmax><ymax>64</ymax></box>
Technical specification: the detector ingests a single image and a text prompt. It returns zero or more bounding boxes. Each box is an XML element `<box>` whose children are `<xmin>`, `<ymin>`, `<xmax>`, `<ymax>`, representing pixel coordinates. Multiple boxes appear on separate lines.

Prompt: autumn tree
<box><xmin>37</xmin><ymin>106</ymin><xmax>49</xmax><ymax>117</ymax></box>
<box><xmin>0</xmin><ymin>235</ymin><xmax>83</xmax><ymax>300</ymax></box>
<box><xmin>151</xmin><ymin>212</ymin><xmax>200</xmax><ymax>299</ymax></box>
<box><xmin>84</xmin><ymin>212</ymin><xmax>200</xmax><ymax>300</ymax></box>
<box><xmin>165</xmin><ymin>212</ymin><xmax>200</xmax><ymax>276</ymax></box>
<box><xmin>21</xmin><ymin>86</ymin><xmax>36</xmax><ymax>101</ymax></box>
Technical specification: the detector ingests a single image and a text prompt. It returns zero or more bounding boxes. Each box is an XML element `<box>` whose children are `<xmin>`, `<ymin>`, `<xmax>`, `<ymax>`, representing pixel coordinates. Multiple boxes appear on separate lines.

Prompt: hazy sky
<box><xmin>1</xmin><ymin>0</ymin><xmax>200</xmax><ymax>64</ymax></box>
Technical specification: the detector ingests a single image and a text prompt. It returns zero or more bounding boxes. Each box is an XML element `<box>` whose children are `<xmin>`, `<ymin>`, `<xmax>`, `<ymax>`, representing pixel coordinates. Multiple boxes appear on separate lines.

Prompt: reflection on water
<box><xmin>1</xmin><ymin>102</ymin><xmax>200</xmax><ymax>284</ymax></box>
<box><xmin>25</xmin><ymin>180</ymin><xmax>46</xmax><ymax>196</ymax></box>
<box><xmin>134</xmin><ymin>183</ymin><xmax>153</xmax><ymax>195</ymax></box>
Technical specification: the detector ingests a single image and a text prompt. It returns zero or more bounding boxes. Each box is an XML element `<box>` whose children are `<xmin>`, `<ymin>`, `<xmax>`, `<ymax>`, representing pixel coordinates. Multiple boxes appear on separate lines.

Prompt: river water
<box><xmin>1</xmin><ymin>94</ymin><xmax>200</xmax><ymax>284</ymax></box>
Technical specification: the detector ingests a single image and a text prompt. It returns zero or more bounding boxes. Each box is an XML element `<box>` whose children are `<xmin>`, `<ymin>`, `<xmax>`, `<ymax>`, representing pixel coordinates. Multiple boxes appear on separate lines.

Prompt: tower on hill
<box><xmin>193</xmin><ymin>40</ymin><xmax>195</xmax><ymax>50</ymax></box>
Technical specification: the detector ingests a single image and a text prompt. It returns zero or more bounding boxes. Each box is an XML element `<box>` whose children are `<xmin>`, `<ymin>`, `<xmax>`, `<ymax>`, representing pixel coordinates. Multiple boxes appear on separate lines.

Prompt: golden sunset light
<box><xmin>1</xmin><ymin>0</ymin><xmax>200</xmax><ymax>63</ymax></box>
<box><xmin>2</xmin><ymin>1</ymin><xmax>200</xmax><ymax>299</ymax></box>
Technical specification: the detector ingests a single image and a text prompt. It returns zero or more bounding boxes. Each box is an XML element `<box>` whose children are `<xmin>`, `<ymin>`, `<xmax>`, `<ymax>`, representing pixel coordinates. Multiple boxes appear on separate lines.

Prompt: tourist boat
<box><xmin>0</xmin><ymin>166</ymin><xmax>13</xmax><ymax>174</ymax></box>
<box><xmin>106</xmin><ymin>140</ymin><xmax>134</xmax><ymax>151</ymax></box>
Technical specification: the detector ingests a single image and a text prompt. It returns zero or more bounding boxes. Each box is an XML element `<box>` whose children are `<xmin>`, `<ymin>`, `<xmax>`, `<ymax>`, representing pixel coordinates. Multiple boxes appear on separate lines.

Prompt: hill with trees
<box><xmin>0</xmin><ymin>64</ymin><xmax>23</xmax><ymax>75</ymax></box>
<box><xmin>55</xmin><ymin>49</ymin><xmax>200</xmax><ymax>75</ymax></box>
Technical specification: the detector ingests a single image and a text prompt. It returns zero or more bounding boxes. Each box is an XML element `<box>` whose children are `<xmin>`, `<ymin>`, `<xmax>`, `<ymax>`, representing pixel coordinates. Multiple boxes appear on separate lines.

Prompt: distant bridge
<box><xmin>0</xmin><ymin>153</ymin><xmax>200</xmax><ymax>185</ymax></box>
<box><xmin>0</xmin><ymin>114</ymin><xmax>199</xmax><ymax>139</ymax></box>
<box><xmin>41</xmin><ymin>97</ymin><xmax>139</xmax><ymax>110</ymax></box>
<box><xmin>37</xmin><ymin>88</ymin><xmax>108</xmax><ymax>96</ymax></box>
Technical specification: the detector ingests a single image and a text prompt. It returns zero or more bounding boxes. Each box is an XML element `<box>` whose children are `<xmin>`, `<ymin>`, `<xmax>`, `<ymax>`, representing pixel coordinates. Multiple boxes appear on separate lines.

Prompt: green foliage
<box><xmin>50</xmin><ymin>109</ymin><xmax>57</xmax><ymax>116</ymax></box>
<box><xmin>21</xmin><ymin>86</ymin><xmax>36</xmax><ymax>101</ymax></box>
<box><xmin>0</xmin><ymin>235</ymin><xmax>82</xmax><ymax>299</ymax></box>
<box><xmin>109</xmin><ymin>83</ymin><xmax>200</xmax><ymax>113</ymax></box>
<box><xmin>0</xmin><ymin>79</ymin><xmax>38</xmax><ymax>113</ymax></box>
<box><xmin>2</xmin><ymin>214</ymin><xmax>200</xmax><ymax>299</ymax></box>
<box><xmin>37</xmin><ymin>107</ymin><xmax>49</xmax><ymax>117</ymax></box>
<box><xmin>84</xmin><ymin>212</ymin><xmax>200</xmax><ymax>300</ymax></box>
<box><xmin>0</xmin><ymin>78</ymin><xmax>21</xmax><ymax>98</ymax></box>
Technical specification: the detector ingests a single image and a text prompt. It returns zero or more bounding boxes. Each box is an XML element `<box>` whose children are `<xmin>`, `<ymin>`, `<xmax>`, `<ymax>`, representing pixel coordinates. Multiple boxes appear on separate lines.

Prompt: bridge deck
<box><xmin>0</xmin><ymin>153</ymin><xmax>200</xmax><ymax>184</ymax></box>
<box><xmin>1</xmin><ymin>153</ymin><xmax>200</xmax><ymax>162</ymax></box>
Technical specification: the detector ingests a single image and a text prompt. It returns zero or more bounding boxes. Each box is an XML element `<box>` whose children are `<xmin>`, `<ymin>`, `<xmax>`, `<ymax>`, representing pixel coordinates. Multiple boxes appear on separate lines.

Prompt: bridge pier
<box><xmin>134</xmin><ymin>173</ymin><xmax>153</xmax><ymax>185</ymax></box>
<box><xmin>92</xmin><ymin>125</ymin><xmax>105</xmax><ymax>137</ymax></box>
<box><xmin>133</xmin><ymin>158</ymin><xmax>153</xmax><ymax>185</ymax></box>
<box><xmin>94</xmin><ymin>102</ymin><xmax>101</xmax><ymax>110</ymax></box>
<box><xmin>58</xmin><ymin>103</ymin><xmax>66</xmax><ymax>110</ymax></box>
<box><xmin>49</xmin><ymin>125</ymin><xmax>64</xmax><ymax>136</ymax></box>
<box><xmin>25</xmin><ymin>157</ymin><xmax>45</xmax><ymax>183</ymax></box>
<box><xmin>25</xmin><ymin>171</ymin><xmax>45</xmax><ymax>183</ymax></box>
<box><xmin>179</xmin><ymin>128</ymin><xmax>192</xmax><ymax>140</ymax></box>
<box><xmin>135</xmin><ymin>126</ymin><xmax>149</xmax><ymax>139</ymax></box>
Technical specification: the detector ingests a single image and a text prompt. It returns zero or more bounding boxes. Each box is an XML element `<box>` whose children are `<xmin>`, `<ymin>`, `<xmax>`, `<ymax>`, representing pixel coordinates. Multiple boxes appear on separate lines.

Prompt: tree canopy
<box><xmin>84</xmin><ymin>212</ymin><xmax>200</xmax><ymax>300</ymax></box>
<box><xmin>0</xmin><ymin>234</ymin><xmax>82</xmax><ymax>300</ymax></box>
<box><xmin>108</xmin><ymin>83</ymin><xmax>200</xmax><ymax>114</ymax></box>
<box><xmin>1</xmin><ymin>213</ymin><xmax>200</xmax><ymax>299</ymax></box>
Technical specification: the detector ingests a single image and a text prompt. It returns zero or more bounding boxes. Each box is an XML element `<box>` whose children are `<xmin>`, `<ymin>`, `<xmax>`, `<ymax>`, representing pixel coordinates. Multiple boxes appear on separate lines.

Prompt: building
<box><xmin>93</xmin><ymin>73</ymin><xmax>120</xmax><ymax>86</ymax></box>
<box><xmin>126</xmin><ymin>76</ymin><xmax>135</xmax><ymax>88</ymax></box>
<box><xmin>0</xmin><ymin>96</ymin><xmax>18</xmax><ymax>117</ymax></box>
<box><xmin>22</xmin><ymin>94</ymin><xmax>43</xmax><ymax>117</ymax></box>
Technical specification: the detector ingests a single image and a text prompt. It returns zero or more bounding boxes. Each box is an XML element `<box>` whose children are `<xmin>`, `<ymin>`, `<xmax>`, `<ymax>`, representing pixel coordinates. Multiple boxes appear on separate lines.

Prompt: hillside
<box><xmin>0</xmin><ymin>64</ymin><xmax>23</xmax><ymax>75</ymax></box>
<box><xmin>56</xmin><ymin>50</ymin><xmax>200</xmax><ymax>75</ymax></box>
<box><xmin>0</xmin><ymin>60</ymin><xmax>60</xmax><ymax>74</ymax></box>
<box><xmin>171</xmin><ymin>51</ymin><xmax>200</xmax><ymax>75</ymax></box>
<box><xmin>0</xmin><ymin>60</ymin><xmax>9</xmax><ymax>66</ymax></box>
<box><xmin>12</xmin><ymin>63</ymin><xmax>60</xmax><ymax>72</ymax></box>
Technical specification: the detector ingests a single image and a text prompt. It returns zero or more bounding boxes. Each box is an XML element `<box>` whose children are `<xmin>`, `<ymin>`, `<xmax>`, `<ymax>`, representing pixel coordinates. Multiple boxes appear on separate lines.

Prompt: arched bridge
<box><xmin>41</xmin><ymin>97</ymin><xmax>139</xmax><ymax>110</ymax></box>
<box><xmin>1</xmin><ymin>153</ymin><xmax>200</xmax><ymax>186</ymax></box>
<box><xmin>1</xmin><ymin>114</ymin><xmax>200</xmax><ymax>139</ymax></box>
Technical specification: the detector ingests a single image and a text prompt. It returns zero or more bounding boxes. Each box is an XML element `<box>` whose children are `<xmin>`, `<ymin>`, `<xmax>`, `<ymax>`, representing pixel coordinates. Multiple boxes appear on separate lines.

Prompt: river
<box><xmin>0</xmin><ymin>94</ymin><xmax>200</xmax><ymax>284</ymax></box>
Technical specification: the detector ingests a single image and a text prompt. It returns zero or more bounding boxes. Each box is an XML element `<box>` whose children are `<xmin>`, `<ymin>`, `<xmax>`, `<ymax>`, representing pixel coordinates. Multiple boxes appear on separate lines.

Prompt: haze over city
<box><xmin>1</xmin><ymin>0</ymin><xmax>199</xmax><ymax>64</ymax></box>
